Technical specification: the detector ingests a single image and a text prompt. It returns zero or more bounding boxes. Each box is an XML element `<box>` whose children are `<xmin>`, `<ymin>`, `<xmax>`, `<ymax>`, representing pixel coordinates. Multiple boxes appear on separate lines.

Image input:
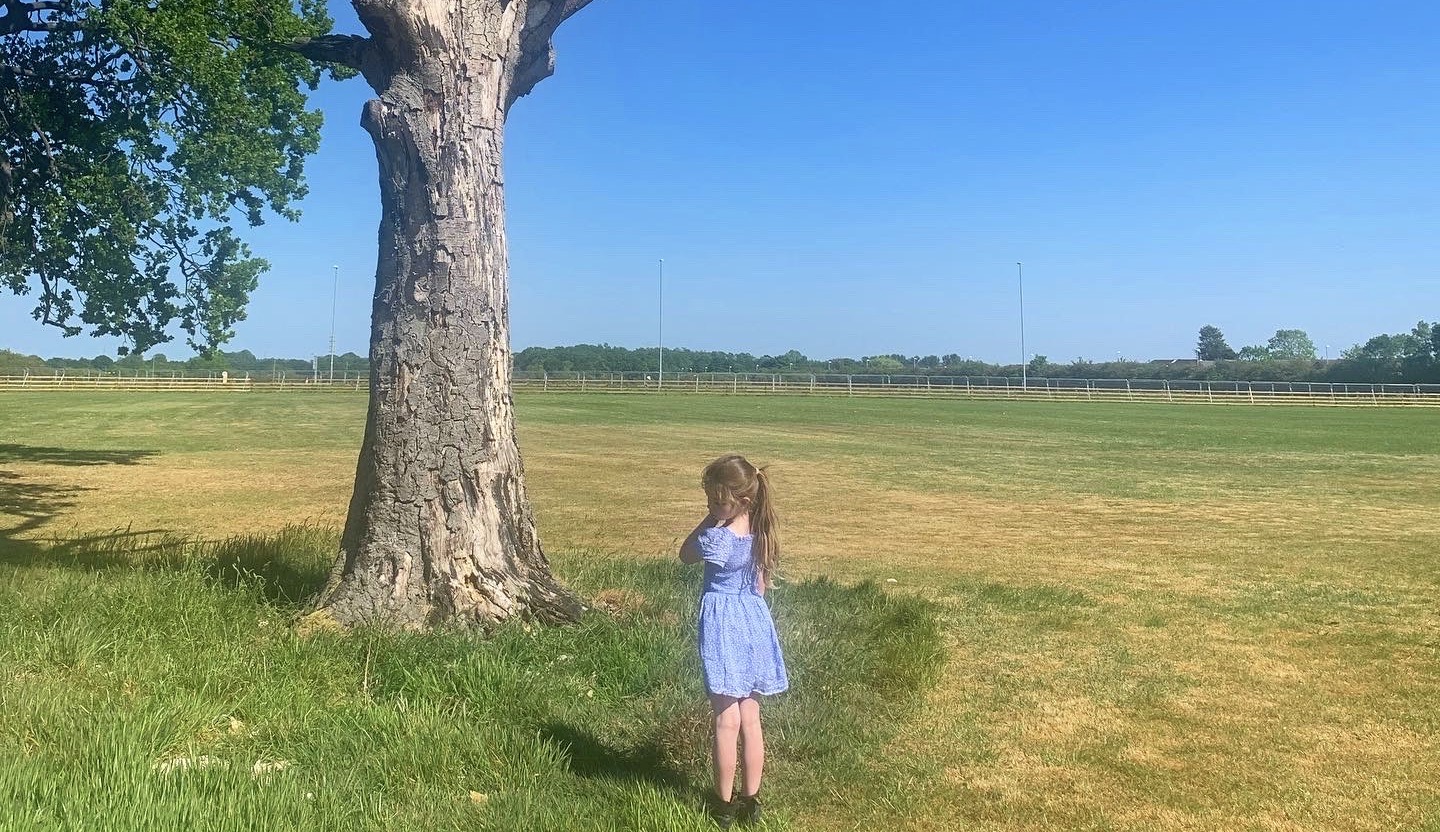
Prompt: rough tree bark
<box><xmin>295</xmin><ymin>0</ymin><xmax>595</xmax><ymax>630</ymax></box>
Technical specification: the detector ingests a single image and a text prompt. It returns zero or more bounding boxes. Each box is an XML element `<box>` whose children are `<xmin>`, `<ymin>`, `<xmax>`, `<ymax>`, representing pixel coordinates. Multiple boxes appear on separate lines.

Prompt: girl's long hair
<box><xmin>702</xmin><ymin>454</ymin><xmax>780</xmax><ymax>577</ymax></box>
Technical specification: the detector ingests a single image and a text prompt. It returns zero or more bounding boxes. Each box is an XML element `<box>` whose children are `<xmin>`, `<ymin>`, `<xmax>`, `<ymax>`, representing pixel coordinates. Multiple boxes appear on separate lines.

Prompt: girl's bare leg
<box><xmin>738</xmin><ymin>695</ymin><xmax>765</xmax><ymax>797</ymax></box>
<box><xmin>709</xmin><ymin>694</ymin><xmax>741</xmax><ymax>802</ymax></box>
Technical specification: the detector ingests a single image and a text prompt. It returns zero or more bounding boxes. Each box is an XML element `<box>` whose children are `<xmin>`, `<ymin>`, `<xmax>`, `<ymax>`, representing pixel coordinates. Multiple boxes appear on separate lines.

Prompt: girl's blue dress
<box><xmin>696</xmin><ymin>526</ymin><xmax>789</xmax><ymax>698</ymax></box>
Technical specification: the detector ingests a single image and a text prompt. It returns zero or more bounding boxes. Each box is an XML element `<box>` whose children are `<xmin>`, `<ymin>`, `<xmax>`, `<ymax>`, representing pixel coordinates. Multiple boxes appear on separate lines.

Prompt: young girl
<box><xmin>679</xmin><ymin>454</ymin><xmax>788</xmax><ymax>827</ymax></box>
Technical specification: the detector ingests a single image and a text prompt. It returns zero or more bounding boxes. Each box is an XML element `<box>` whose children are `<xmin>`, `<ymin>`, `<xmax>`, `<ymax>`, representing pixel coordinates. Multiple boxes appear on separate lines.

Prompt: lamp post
<box><xmin>658</xmin><ymin>258</ymin><xmax>664</xmax><ymax>388</ymax></box>
<box><xmin>1017</xmin><ymin>262</ymin><xmax>1026</xmax><ymax>390</ymax></box>
<box><xmin>328</xmin><ymin>264</ymin><xmax>338</xmax><ymax>383</ymax></box>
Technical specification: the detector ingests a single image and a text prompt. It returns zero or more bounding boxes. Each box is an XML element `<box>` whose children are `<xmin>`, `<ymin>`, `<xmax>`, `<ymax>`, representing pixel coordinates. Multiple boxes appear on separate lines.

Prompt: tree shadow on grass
<box><xmin>537</xmin><ymin>721</ymin><xmax>701</xmax><ymax>803</ymax></box>
<box><xmin>0</xmin><ymin>443</ymin><xmax>162</xmax><ymax>467</ymax></box>
<box><xmin>0</xmin><ymin>443</ymin><xmax>169</xmax><ymax>570</ymax></box>
<box><xmin>0</xmin><ymin>442</ymin><xmax>331</xmax><ymax>606</ymax></box>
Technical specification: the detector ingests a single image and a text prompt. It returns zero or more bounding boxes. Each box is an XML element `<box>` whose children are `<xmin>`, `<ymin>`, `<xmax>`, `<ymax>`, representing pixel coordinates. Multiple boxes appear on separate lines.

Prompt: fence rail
<box><xmin>508</xmin><ymin>372</ymin><xmax>1440</xmax><ymax>406</ymax></box>
<box><xmin>4</xmin><ymin>371</ymin><xmax>1439</xmax><ymax>406</ymax></box>
<box><xmin>0</xmin><ymin>373</ymin><xmax>365</xmax><ymax>392</ymax></box>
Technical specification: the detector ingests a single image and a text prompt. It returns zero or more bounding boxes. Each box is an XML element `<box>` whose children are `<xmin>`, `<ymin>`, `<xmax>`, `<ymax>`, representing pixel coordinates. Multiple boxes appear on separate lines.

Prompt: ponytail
<box><xmin>750</xmin><ymin>465</ymin><xmax>780</xmax><ymax>578</ymax></box>
<box><xmin>701</xmin><ymin>454</ymin><xmax>781</xmax><ymax>580</ymax></box>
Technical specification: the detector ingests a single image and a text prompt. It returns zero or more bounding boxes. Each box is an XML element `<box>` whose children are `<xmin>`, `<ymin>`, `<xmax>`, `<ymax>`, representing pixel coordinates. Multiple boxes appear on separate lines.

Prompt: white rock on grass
<box><xmin>251</xmin><ymin>759</ymin><xmax>291</xmax><ymax>776</ymax></box>
<box><xmin>152</xmin><ymin>755</ymin><xmax>229</xmax><ymax>774</ymax></box>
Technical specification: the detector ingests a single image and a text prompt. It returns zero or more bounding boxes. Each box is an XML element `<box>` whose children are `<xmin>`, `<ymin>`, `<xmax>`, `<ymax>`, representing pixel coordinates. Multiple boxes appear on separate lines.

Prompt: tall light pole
<box><xmin>658</xmin><ymin>258</ymin><xmax>664</xmax><ymax>388</ymax></box>
<box><xmin>1017</xmin><ymin>261</ymin><xmax>1027</xmax><ymax>390</ymax></box>
<box><xmin>328</xmin><ymin>264</ymin><xmax>338</xmax><ymax>383</ymax></box>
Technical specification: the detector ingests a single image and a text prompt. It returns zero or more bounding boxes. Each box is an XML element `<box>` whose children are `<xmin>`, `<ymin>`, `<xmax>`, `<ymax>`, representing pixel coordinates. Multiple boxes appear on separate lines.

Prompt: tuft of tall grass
<box><xmin>0</xmin><ymin>527</ymin><xmax>944</xmax><ymax>831</ymax></box>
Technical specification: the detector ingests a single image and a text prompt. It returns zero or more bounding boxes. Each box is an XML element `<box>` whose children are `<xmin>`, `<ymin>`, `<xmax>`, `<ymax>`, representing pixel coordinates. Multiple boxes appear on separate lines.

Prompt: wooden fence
<box><xmin>511</xmin><ymin>372</ymin><xmax>1440</xmax><ymax>407</ymax></box>
<box><xmin>4</xmin><ymin>371</ymin><xmax>1439</xmax><ymax>406</ymax></box>
<box><xmin>0</xmin><ymin>374</ymin><xmax>364</xmax><ymax>392</ymax></box>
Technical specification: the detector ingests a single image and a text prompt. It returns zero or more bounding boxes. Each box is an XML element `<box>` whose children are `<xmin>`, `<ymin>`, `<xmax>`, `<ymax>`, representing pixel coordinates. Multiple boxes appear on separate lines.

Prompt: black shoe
<box><xmin>709</xmin><ymin>794</ymin><xmax>737</xmax><ymax>829</ymax></box>
<box><xmin>735</xmin><ymin>793</ymin><xmax>762</xmax><ymax>826</ymax></box>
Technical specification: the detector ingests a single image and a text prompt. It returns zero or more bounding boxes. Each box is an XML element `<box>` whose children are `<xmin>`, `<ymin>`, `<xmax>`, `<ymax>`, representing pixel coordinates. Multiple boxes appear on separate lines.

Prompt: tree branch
<box><xmin>283</xmin><ymin>33</ymin><xmax>369</xmax><ymax>71</ymax></box>
<box><xmin>507</xmin><ymin>41</ymin><xmax>554</xmax><ymax>110</ymax></box>
<box><xmin>1</xmin><ymin>0</ymin><xmax>76</xmax><ymax>35</ymax></box>
<box><xmin>0</xmin><ymin>64</ymin><xmax>136</xmax><ymax>89</ymax></box>
<box><xmin>507</xmin><ymin>0</ymin><xmax>597</xmax><ymax>111</ymax></box>
<box><xmin>560</xmin><ymin>0</ymin><xmax>595</xmax><ymax>24</ymax></box>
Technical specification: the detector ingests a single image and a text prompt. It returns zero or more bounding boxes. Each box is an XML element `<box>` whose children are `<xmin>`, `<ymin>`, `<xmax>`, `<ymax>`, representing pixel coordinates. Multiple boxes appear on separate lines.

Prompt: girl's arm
<box><xmin>754</xmin><ymin>567</ymin><xmax>768</xmax><ymax>597</ymax></box>
<box><xmin>678</xmin><ymin>515</ymin><xmax>717</xmax><ymax>564</ymax></box>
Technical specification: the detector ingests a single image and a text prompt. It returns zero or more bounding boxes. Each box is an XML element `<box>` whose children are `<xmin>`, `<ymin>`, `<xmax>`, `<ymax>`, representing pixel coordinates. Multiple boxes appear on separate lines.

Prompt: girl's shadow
<box><xmin>537</xmin><ymin>722</ymin><xmax>700</xmax><ymax>801</ymax></box>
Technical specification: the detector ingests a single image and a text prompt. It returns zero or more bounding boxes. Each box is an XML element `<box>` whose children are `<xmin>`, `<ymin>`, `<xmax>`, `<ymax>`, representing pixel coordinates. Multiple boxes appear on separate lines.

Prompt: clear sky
<box><xmin>4</xmin><ymin>0</ymin><xmax>1438</xmax><ymax>364</ymax></box>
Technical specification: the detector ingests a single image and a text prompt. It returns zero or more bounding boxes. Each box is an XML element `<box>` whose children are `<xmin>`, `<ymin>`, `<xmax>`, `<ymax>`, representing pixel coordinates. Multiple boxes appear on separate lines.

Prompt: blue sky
<box><xmin>4</xmin><ymin>0</ymin><xmax>1438</xmax><ymax>363</ymax></box>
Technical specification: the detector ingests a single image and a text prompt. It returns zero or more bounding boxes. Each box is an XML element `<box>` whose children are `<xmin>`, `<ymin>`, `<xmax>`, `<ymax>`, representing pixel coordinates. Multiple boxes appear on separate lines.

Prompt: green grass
<box><xmin>2</xmin><ymin>391</ymin><xmax>1439</xmax><ymax>830</ymax></box>
<box><xmin>0</xmin><ymin>526</ymin><xmax>941</xmax><ymax>831</ymax></box>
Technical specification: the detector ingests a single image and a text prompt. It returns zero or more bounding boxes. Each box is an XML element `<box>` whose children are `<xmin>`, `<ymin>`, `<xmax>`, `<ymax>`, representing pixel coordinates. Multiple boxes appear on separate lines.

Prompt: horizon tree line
<box><xmin>5</xmin><ymin>318</ymin><xmax>1438</xmax><ymax>385</ymax></box>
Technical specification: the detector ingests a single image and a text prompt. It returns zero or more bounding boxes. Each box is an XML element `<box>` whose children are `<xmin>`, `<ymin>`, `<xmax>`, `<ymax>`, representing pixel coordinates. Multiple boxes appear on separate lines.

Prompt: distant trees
<box><xmin>0</xmin><ymin>348</ymin><xmax>366</xmax><ymax>377</ymax></box>
<box><xmin>1402</xmin><ymin>321</ymin><xmax>1434</xmax><ymax>380</ymax></box>
<box><xmin>1238</xmin><ymin>329</ymin><xmax>1317</xmax><ymax>361</ymax></box>
<box><xmin>1342</xmin><ymin>335</ymin><xmax>1408</xmax><ymax>381</ymax></box>
<box><xmin>1196</xmin><ymin>326</ymin><xmax>1239</xmax><ymax>360</ymax></box>
<box><xmin>1238</xmin><ymin>326</ymin><xmax>1319</xmax><ymax>359</ymax></box>
<box><xmin>1340</xmin><ymin>321</ymin><xmax>1436</xmax><ymax>383</ymax></box>
<box><xmin>863</xmin><ymin>356</ymin><xmax>905</xmax><ymax>372</ymax></box>
<box><xmin>1266</xmin><ymin>329</ymin><xmax>1318</xmax><ymax>360</ymax></box>
<box><xmin>7</xmin><ymin>316</ymin><xmax>1440</xmax><ymax>384</ymax></box>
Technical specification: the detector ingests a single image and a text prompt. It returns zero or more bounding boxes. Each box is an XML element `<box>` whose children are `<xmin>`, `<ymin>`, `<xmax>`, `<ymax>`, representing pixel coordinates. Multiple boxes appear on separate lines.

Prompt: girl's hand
<box><xmin>679</xmin><ymin>514</ymin><xmax>717</xmax><ymax>564</ymax></box>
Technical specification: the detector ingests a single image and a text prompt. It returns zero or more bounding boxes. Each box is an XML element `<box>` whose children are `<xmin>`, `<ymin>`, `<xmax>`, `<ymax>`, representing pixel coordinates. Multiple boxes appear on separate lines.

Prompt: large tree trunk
<box><xmin>304</xmin><ymin>0</ymin><xmax>593</xmax><ymax>630</ymax></box>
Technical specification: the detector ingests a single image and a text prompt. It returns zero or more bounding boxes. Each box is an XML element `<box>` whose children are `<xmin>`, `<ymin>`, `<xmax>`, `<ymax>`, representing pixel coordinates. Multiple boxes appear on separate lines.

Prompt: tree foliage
<box><xmin>1265</xmin><ymin>329</ymin><xmax>1318</xmax><ymax>360</ymax></box>
<box><xmin>1195</xmin><ymin>325</ymin><xmax>1238</xmax><ymax>361</ymax></box>
<box><xmin>1335</xmin><ymin>322</ymin><xmax>1438</xmax><ymax>383</ymax></box>
<box><xmin>1341</xmin><ymin>334</ymin><xmax>1411</xmax><ymax>381</ymax></box>
<box><xmin>1</xmin><ymin>0</ymin><xmax>342</xmax><ymax>354</ymax></box>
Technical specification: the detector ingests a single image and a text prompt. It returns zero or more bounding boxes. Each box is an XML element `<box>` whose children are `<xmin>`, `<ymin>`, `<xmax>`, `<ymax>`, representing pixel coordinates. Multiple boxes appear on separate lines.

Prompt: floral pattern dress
<box><xmin>696</xmin><ymin>526</ymin><xmax>789</xmax><ymax>698</ymax></box>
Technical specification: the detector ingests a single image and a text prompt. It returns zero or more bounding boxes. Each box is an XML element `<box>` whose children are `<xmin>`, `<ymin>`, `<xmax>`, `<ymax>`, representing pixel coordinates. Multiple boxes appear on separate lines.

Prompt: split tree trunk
<box><xmin>305</xmin><ymin>0</ymin><xmax>593</xmax><ymax>629</ymax></box>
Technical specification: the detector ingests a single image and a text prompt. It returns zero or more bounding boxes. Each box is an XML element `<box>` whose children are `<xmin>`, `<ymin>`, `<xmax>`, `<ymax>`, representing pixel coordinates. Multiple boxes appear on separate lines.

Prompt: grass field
<box><xmin>1</xmin><ymin>391</ymin><xmax>1438</xmax><ymax>830</ymax></box>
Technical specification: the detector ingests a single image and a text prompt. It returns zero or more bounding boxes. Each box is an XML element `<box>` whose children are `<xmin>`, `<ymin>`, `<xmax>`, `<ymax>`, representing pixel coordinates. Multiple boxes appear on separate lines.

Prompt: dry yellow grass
<box><xmin>3</xmin><ymin>450</ymin><xmax>355</xmax><ymax>539</ymax></box>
